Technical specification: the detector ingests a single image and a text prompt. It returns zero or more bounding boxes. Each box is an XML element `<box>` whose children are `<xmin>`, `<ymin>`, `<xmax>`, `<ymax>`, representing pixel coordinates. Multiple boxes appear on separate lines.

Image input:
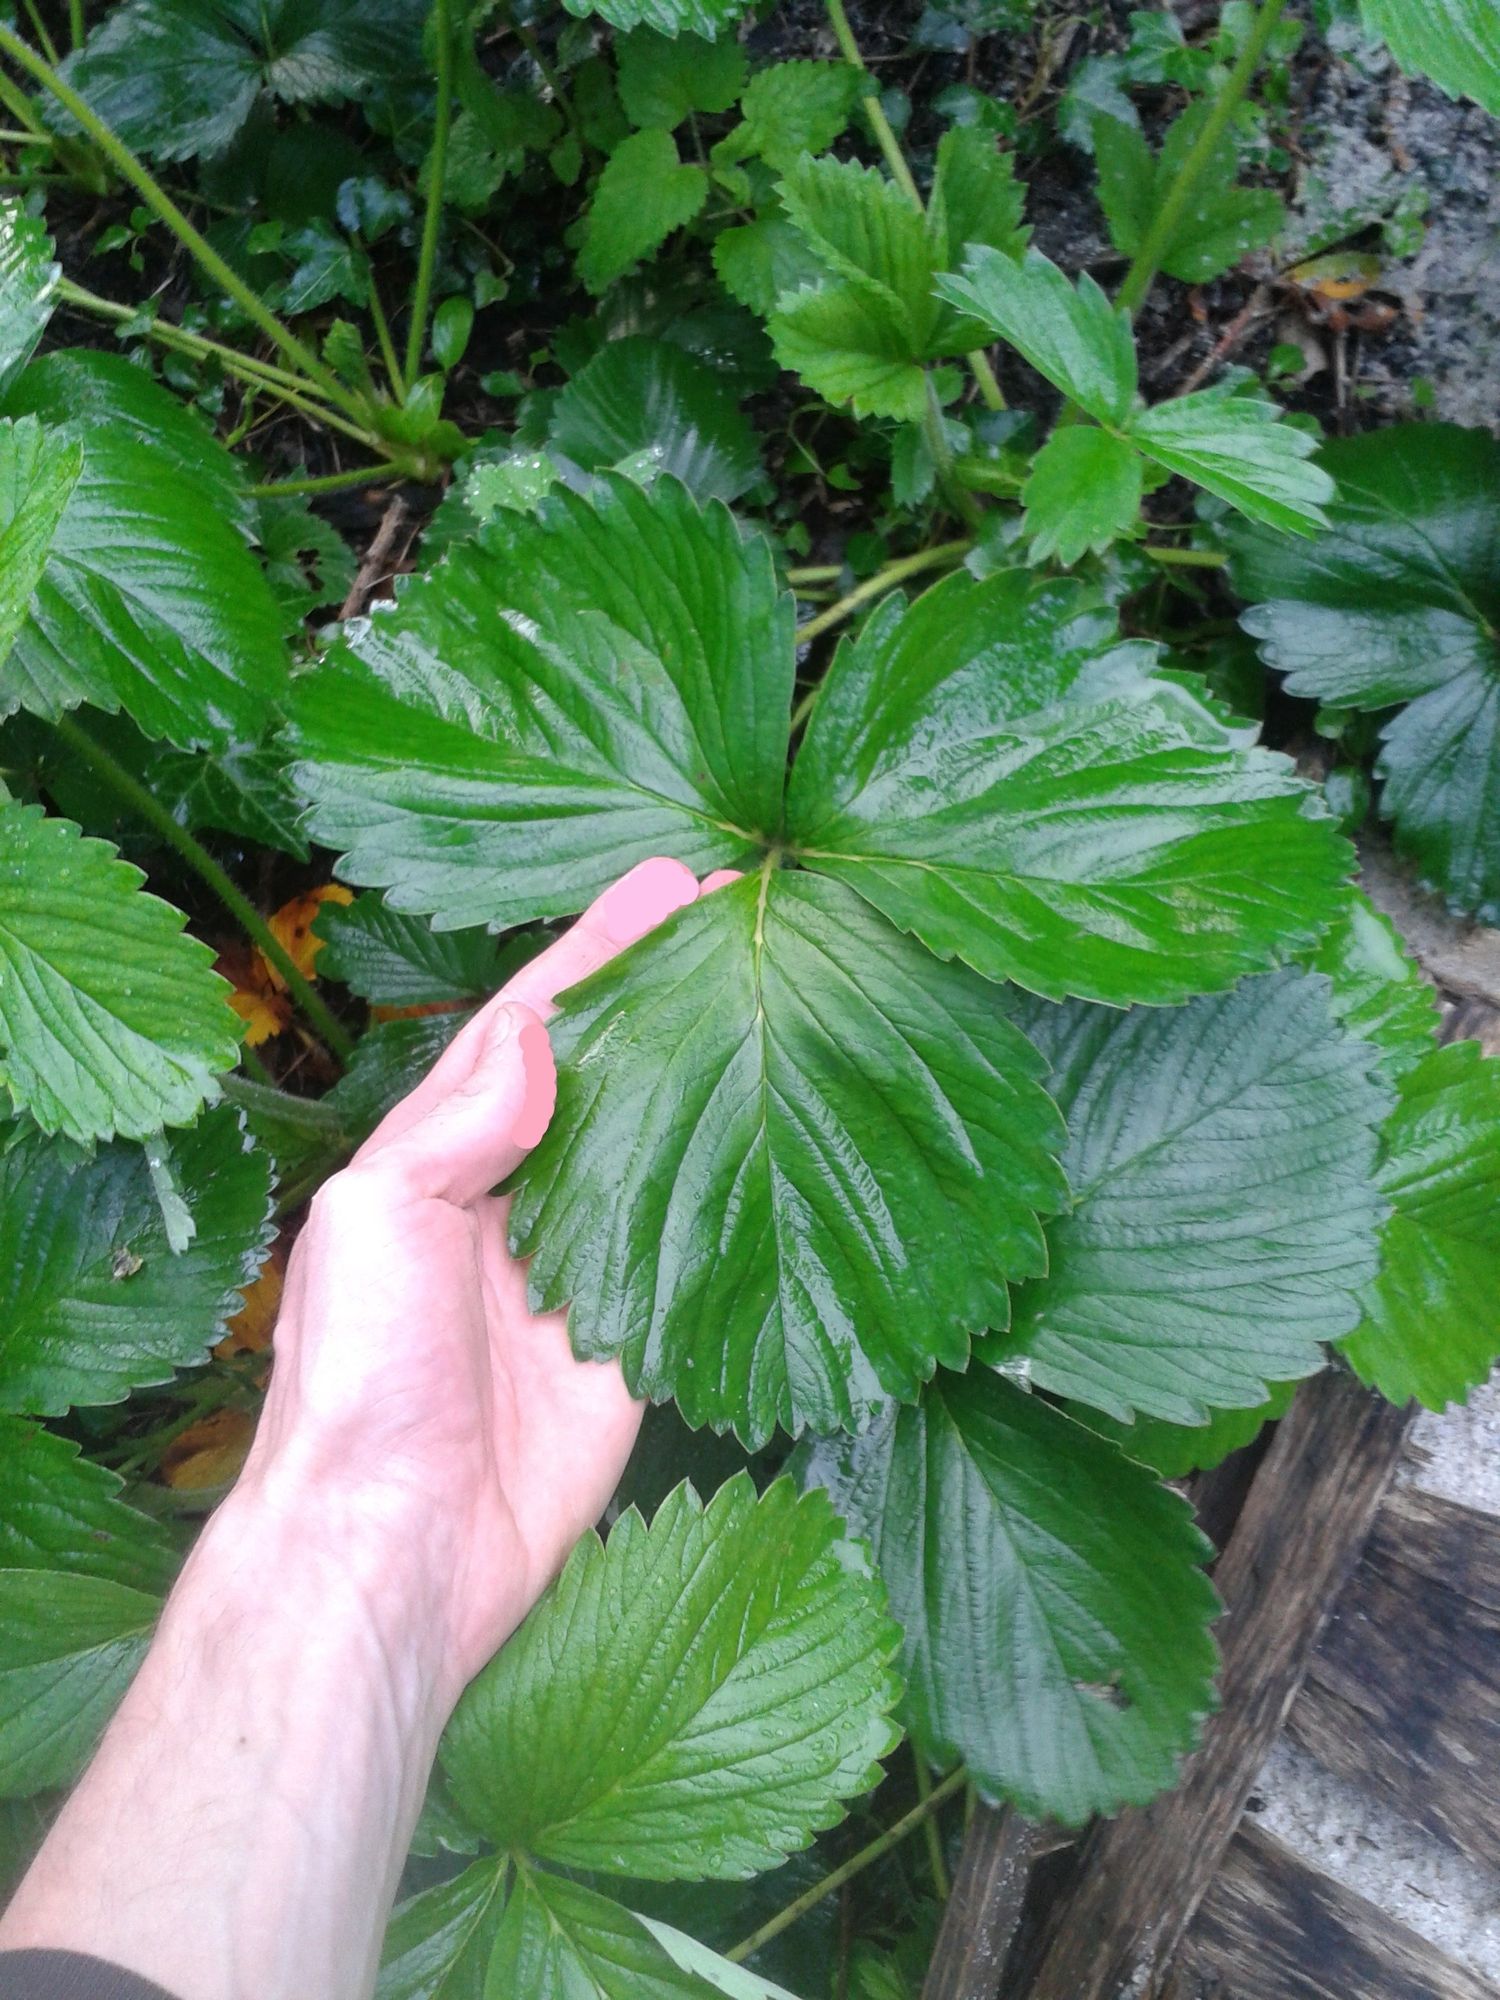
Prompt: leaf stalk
<box><xmin>795</xmin><ymin>538</ymin><xmax>970</xmax><ymax>648</ymax></box>
<box><xmin>1116</xmin><ymin>0</ymin><xmax>1290</xmax><ymax>316</ymax></box>
<box><xmin>50</xmin><ymin>712</ymin><xmax>357</xmax><ymax>1064</ymax></box>
<box><xmin>404</xmin><ymin>0</ymin><xmax>455</xmax><ymax>387</ymax></box>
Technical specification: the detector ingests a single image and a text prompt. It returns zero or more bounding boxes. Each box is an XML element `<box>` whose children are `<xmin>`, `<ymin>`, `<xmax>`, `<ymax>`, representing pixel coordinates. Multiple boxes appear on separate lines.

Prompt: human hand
<box><xmin>240</xmin><ymin>854</ymin><xmax>726</xmax><ymax>1698</ymax></box>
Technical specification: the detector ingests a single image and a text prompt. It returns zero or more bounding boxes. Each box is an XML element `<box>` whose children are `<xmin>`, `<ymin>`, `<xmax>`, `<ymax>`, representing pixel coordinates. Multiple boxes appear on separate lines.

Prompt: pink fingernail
<box><xmin>512</xmin><ymin>1018</ymin><xmax>557</xmax><ymax>1148</ymax></box>
<box><xmin>595</xmin><ymin>857</ymin><xmax>697</xmax><ymax>946</ymax></box>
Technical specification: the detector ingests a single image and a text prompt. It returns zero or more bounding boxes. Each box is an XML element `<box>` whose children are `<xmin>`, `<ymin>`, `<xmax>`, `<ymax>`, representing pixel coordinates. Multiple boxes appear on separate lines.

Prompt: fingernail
<box><xmin>595</xmin><ymin>856</ymin><xmax>697</xmax><ymax>946</ymax></box>
<box><xmin>511</xmin><ymin>1017</ymin><xmax>556</xmax><ymax>1148</ymax></box>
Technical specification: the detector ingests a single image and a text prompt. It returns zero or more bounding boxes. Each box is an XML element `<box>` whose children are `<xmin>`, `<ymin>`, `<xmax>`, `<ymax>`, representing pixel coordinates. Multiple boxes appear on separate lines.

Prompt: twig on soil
<box><xmin>340</xmin><ymin>497</ymin><xmax>417</xmax><ymax>619</ymax></box>
<box><xmin>1175</xmin><ymin>283</ymin><xmax>1275</xmax><ymax>396</ymax></box>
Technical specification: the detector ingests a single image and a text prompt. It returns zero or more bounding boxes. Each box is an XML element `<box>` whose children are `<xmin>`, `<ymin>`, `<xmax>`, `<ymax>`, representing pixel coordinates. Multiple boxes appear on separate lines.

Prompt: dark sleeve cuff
<box><xmin>0</xmin><ymin>1951</ymin><xmax>181</xmax><ymax>2000</ymax></box>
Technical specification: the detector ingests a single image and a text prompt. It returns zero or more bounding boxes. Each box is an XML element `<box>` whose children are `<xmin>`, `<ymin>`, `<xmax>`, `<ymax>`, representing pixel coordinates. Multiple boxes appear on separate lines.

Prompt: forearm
<box><xmin>0</xmin><ymin>1469</ymin><xmax>455</xmax><ymax>2000</ymax></box>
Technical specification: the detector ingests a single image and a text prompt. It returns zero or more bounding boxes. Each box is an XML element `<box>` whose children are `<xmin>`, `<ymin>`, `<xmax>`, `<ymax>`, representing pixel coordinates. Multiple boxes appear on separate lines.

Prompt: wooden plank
<box><xmin>1289</xmin><ymin>1489</ymin><xmax>1500</xmax><ymax>1871</ymax></box>
<box><xmin>1019</xmin><ymin>1369</ymin><xmax>1415</xmax><ymax>2000</ymax></box>
<box><xmin>1170</xmin><ymin>1821</ymin><xmax>1500</xmax><ymax>2000</ymax></box>
<box><xmin>921</xmin><ymin>1806</ymin><xmax>1050</xmax><ymax>2000</ymax></box>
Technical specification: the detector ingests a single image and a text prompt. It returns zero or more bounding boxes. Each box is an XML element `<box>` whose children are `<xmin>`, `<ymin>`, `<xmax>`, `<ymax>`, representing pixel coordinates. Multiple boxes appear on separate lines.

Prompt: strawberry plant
<box><xmin>1</xmin><ymin>0</ymin><xmax>1499</xmax><ymax>1990</ymax></box>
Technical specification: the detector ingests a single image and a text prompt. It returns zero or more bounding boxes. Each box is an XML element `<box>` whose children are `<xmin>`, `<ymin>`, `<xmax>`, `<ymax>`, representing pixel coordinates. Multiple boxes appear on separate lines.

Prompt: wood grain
<box><xmin>1289</xmin><ymin>1488</ymin><xmax>1500</xmax><ymax>1871</ymax></box>
<box><xmin>921</xmin><ymin>1806</ymin><xmax>1051</xmax><ymax>2000</ymax></box>
<box><xmin>1170</xmin><ymin>1821</ymin><xmax>1500</xmax><ymax>2000</ymax></box>
<box><xmin>1019</xmin><ymin>1369</ymin><xmax>1415</xmax><ymax>2000</ymax></box>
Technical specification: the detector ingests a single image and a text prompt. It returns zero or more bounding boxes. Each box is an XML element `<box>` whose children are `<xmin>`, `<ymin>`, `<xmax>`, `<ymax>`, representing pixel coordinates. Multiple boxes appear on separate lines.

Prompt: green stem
<box><xmin>405</xmin><ymin>0</ymin><xmax>454</xmax><ymax>387</ymax></box>
<box><xmin>19</xmin><ymin>0</ymin><xmax>58</xmax><ymax>67</ymax></box>
<box><xmin>0</xmin><ymin>122</ymin><xmax>49</xmax><ymax>144</ymax></box>
<box><xmin>923</xmin><ymin>372</ymin><xmax>983</xmax><ymax>531</ymax></box>
<box><xmin>51</xmin><ymin>713</ymin><xmax>356</xmax><ymax>1064</ymax></box>
<box><xmin>69</xmin><ymin>0</ymin><xmax>84</xmax><ymax>50</ymax></box>
<box><xmin>367</xmin><ymin>280</ymin><xmax>407</xmax><ymax>404</ymax></box>
<box><xmin>727</xmin><ymin>1767</ymin><xmax>968</xmax><ymax>1964</ymax></box>
<box><xmin>1140</xmin><ymin>544</ymin><xmax>1228</xmax><ymax>568</ymax></box>
<box><xmin>787</xmin><ymin>564</ymin><xmax>845</xmax><ymax>585</ymax></box>
<box><xmin>1116</xmin><ymin>0</ymin><xmax>1290</xmax><ymax>315</ymax></box>
<box><xmin>825</xmin><ymin>0</ymin><xmax>921</xmax><ymax>207</ymax></box>
<box><xmin>0</xmin><ymin>24</ymin><xmax>367</xmax><ymax>422</ymax></box>
<box><xmin>247</xmin><ymin>464</ymin><xmax>398</xmax><ymax>499</ymax></box>
<box><xmin>913</xmin><ymin>1751</ymin><xmax>952</xmax><ymax>1902</ymax></box>
<box><xmin>795</xmin><ymin>538</ymin><xmax>970</xmax><ymax>648</ymax></box>
<box><xmin>0</xmin><ymin>72</ymin><xmax>46</xmax><ymax>136</ymax></box>
<box><xmin>966</xmin><ymin>347</ymin><xmax>1006</xmax><ymax>411</ymax></box>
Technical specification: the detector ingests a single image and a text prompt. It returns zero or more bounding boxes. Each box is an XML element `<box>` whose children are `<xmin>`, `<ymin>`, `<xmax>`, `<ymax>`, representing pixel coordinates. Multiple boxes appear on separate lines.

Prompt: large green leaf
<box><xmin>768</xmin><ymin>281</ymin><xmax>929</xmax><ymax>423</ymax></box>
<box><xmin>935</xmin><ymin>246</ymin><xmax>1137</xmax><ymax>426</ymax></box>
<box><xmin>377</xmin><ymin>1859</ymin><xmax>509</xmax><ymax>2000</ymax></box>
<box><xmin>1361</xmin><ymin>0</ymin><xmax>1500</xmax><ymax>116</ymax></box>
<box><xmin>509</xmin><ymin>870</ymin><xmax>1065</xmax><ymax>1443</ymax></box>
<box><xmin>777</xmin><ymin>156</ymin><xmax>938</xmax><ymax>349</ymax></box>
<box><xmin>314</xmin><ymin>893</ymin><xmax>532</xmax><ymax>1008</ymax></box>
<box><xmin>1313</xmin><ymin>890</ymin><xmax>1438</xmax><ymax>1083</ymax></box>
<box><xmin>1070</xmin><ymin>1378</ymin><xmax>1300</xmax><ymax>1481</ymax></box>
<box><xmin>0</xmin><ymin>798</ymin><xmax>242</xmax><ymax>1143</ymax></box>
<box><xmin>0</xmin><ymin>1105</ymin><xmax>273</xmax><ymax>1414</ymax></box>
<box><xmin>550</xmin><ymin>336</ymin><xmax>760</xmax><ymax>503</ymax></box>
<box><xmin>1129</xmin><ymin>384</ymin><xmax>1333</xmax><ymax>537</ymax></box>
<box><xmin>289</xmin><ymin>477</ymin><xmax>786</xmax><ymax>930</ymax></box>
<box><xmin>1226</xmin><ymin>423</ymin><xmax>1500</xmax><ymax>922</ymax></box>
<box><xmin>0</xmin><ymin>1418</ymin><xmax>179</xmax><ymax>1591</ymax></box>
<box><xmin>985</xmin><ymin>972</ymin><xmax>1390</xmax><ymax>1422</ymax></box>
<box><xmin>0</xmin><ymin>352</ymin><xmax>289</xmax><ymax>751</ymax></box>
<box><xmin>1341</xmin><ymin>1039</ymin><xmax>1500</xmax><ymax>1409</ymax></box>
<box><xmin>785</xmin><ymin>572</ymin><xmax>1352</xmax><ymax>1005</ymax></box>
<box><xmin>0</xmin><ymin>1569</ymin><xmax>158</xmax><ymax>1798</ymax></box>
<box><xmin>56</xmin><ymin>0</ymin><xmax>426</xmax><ymax>162</ymax></box>
<box><xmin>616</xmin><ymin>29</ymin><xmax>747</xmax><ymax>128</ymax></box>
<box><xmin>563</xmin><ymin>0</ymin><xmax>748</xmax><ymax>32</ymax></box>
<box><xmin>799</xmin><ymin>1370</ymin><xmax>1218</xmax><ymax>1825</ymax></box>
<box><xmin>0</xmin><ymin>418</ymin><xmax>80</xmax><ymax>671</ymax></box>
<box><xmin>441</xmin><ymin>1476</ymin><xmax>899</xmax><ymax>1876</ymax></box>
<box><xmin>0</xmin><ymin>202</ymin><xmax>59</xmax><ymax>399</ymax></box>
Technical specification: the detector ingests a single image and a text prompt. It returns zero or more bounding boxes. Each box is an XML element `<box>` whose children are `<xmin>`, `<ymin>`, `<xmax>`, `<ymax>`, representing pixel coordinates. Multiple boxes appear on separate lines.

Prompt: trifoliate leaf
<box><xmin>488</xmin><ymin>1870</ymin><xmax>725</xmax><ymax>1999</ymax></box>
<box><xmin>1095</xmin><ymin>103</ymin><xmax>1283</xmax><ymax>285</ymax></box>
<box><xmin>0</xmin><ymin>353</ymin><xmax>289</xmax><ymax>750</ymax></box>
<box><xmin>0</xmin><ymin>202</ymin><xmax>59</xmax><ymax>399</ymax></box>
<box><xmin>0</xmin><ymin>1570</ymin><xmax>157</xmax><ymax>1798</ymax></box>
<box><xmin>441</xmin><ymin>1477</ymin><xmax>900</xmax><ymax>1875</ymax></box>
<box><xmin>0</xmin><ymin>418</ymin><xmax>80</xmax><ymax>671</ymax></box>
<box><xmin>1342</xmin><ymin>1039</ymin><xmax>1500</xmax><ymax>1409</ymax></box>
<box><xmin>314</xmin><ymin>893</ymin><xmax>528</xmax><ymax>1008</ymax></box>
<box><xmin>0</xmin><ymin>1105</ymin><xmax>273</xmax><ymax>1414</ymax></box>
<box><xmin>712</xmin><ymin>216</ymin><xmax>827</xmax><ymax>319</ymax></box>
<box><xmin>0</xmin><ymin>1418</ymin><xmax>179</xmax><ymax>1592</ymax></box>
<box><xmin>0</xmin><ymin>799</ymin><xmax>242</xmax><ymax>1143</ymax></box>
<box><xmin>935</xmin><ymin>246</ymin><xmax>1137</xmax><ymax>425</ymax></box>
<box><xmin>986</xmin><ymin>972</ymin><xmax>1391</xmax><ymax>1423</ymax></box>
<box><xmin>1227</xmin><ymin>423</ymin><xmax>1500</xmax><ymax>921</ymax></box>
<box><xmin>1022</xmin><ymin>425</ymin><xmax>1143</xmax><ymax>564</ymax></box>
<box><xmin>1312</xmin><ymin>890</ymin><xmax>1438</xmax><ymax>1083</ymax></box>
<box><xmin>508</xmin><ymin>872</ymin><xmax>1066</xmax><ymax>1443</ymax></box>
<box><xmin>1129</xmin><ymin>384</ymin><xmax>1333</xmax><ymax>536</ymax></box>
<box><xmin>289</xmin><ymin>477</ymin><xmax>784</xmax><ymax>929</ymax></box>
<box><xmin>1070</xmin><ymin>1379</ymin><xmax>1300</xmax><ymax>1480</ymax></box>
<box><xmin>798</xmin><ymin>1371</ymin><xmax>1218</xmax><ymax>1825</ymax></box>
<box><xmin>734</xmin><ymin>60</ymin><xmax>860</xmax><ymax>172</ymax></box>
<box><xmin>785</xmin><ymin>572</ymin><xmax>1352</xmax><ymax>1005</ymax></box>
<box><xmin>55</xmin><ymin>0</ymin><xmax>426</xmax><ymax>162</ymax></box>
<box><xmin>1360</xmin><ymin>0</ymin><xmax>1500</xmax><ymax>116</ymax></box>
<box><xmin>579</xmin><ymin>130</ymin><xmax>709</xmax><ymax>293</ymax></box>
<box><xmin>550</xmin><ymin>336</ymin><xmax>760</xmax><ymax>502</ymax></box>
<box><xmin>768</xmin><ymin>281</ymin><xmax>928</xmax><ymax>422</ymax></box>
<box><xmin>616</xmin><ymin>29</ymin><xmax>746</xmax><ymax>128</ymax></box>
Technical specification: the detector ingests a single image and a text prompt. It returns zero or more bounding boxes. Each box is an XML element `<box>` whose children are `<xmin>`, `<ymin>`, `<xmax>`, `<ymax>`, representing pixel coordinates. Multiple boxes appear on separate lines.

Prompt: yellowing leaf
<box><xmin>264</xmin><ymin>883</ymin><xmax>354</xmax><ymax>989</ymax></box>
<box><xmin>159</xmin><ymin>1406</ymin><xmax>256</xmax><ymax>1491</ymax></box>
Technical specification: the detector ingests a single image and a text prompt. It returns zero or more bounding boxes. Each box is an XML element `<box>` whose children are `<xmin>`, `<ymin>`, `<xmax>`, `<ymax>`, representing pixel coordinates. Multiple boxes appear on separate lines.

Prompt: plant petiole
<box><xmin>1140</xmin><ymin>545</ymin><xmax>1229</xmax><ymax>568</ymax></box>
<box><xmin>404</xmin><ymin>0</ymin><xmax>454</xmax><ymax>387</ymax></box>
<box><xmin>726</xmin><ymin>1766</ymin><xmax>969</xmax><ymax>1963</ymax></box>
<box><xmin>247</xmin><ymin>465</ymin><xmax>400</xmax><ymax>500</ymax></box>
<box><xmin>795</xmin><ymin>538</ymin><xmax>970</xmax><ymax>648</ymax></box>
<box><xmin>51</xmin><ymin>712</ymin><xmax>357</xmax><ymax>1065</ymax></box>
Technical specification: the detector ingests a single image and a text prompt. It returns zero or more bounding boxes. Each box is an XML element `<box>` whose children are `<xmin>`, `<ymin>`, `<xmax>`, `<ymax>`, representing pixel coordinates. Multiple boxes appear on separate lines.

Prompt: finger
<box><xmin>361</xmin><ymin>1001</ymin><xmax>556</xmax><ymax>1205</ymax></box>
<box><xmin>699</xmin><ymin>868</ymin><xmax>743</xmax><ymax>894</ymax></box>
<box><xmin>498</xmin><ymin>855</ymin><xmax>699</xmax><ymax>1019</ymax></box>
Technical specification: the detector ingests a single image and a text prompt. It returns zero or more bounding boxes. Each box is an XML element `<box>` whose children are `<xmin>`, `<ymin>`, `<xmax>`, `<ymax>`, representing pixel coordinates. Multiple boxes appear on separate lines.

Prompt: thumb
<box><xmin>369</xmin><ymin>1002</ymin><xmax>556</xmax><ymax>1205</ymax></box>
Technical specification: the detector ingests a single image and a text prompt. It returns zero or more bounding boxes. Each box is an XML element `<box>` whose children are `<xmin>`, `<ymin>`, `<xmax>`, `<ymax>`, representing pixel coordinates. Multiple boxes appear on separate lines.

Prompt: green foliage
<box><xmin>1093</xmin><ymin>102</ymin><xmax>1284</xmax><ymax>284</ymax></box>
<box><xmin>0</xmin><ymin>1104</ymin><xmax>272</xmax><ymax>1412</ymax></box>
<box><xmin>1227</xmin><ymin>424</ymin><xmax>1500</xmax><ymax>919</ymax></box>
<box><xmin>616</xmin><ymin>29</ymin><xmax>747</xmax><ymax>128</ymax></box>
<box><xmin>579</xmin><ymin>129</ymin><xmax>709</xmax><ymax>292</ymax></box>
<box><xmin>799</xmin><ymin>1371</ymin><xmax>1218</xmax><ymax>1824</ymax></box>
<box><xmin>1360</xmin><ymin>0</ymin><xmax>1500</xmax><ymax>116</ymax></box>
<box><xmin>0</xmin><ymin>1570</ymin><xmax>158</xmax><ymax>1797</ymax></box>
<box><xmin>380</xmin><ymin>1478</ymin><xmax>897</xmax><ymax>1993</ymax></box>
<box><xmin>0</xmin><ymin>204</ymin><xmax>59</xmax><ymax>398</ymax></box>
<box><xmin>0</xmin><ymin>1418</ymin><xmax>179</xmax><ymax>1590</ymax></box>
<box><xmin>563</xmin><ymin>0</ymin><xmax>750</xmax><ymax>32</ymax></box>
<box><xmin>0</xmin><ymin>799</ymin><xmax>243</xmax><ymax>1143</ymax></box>
<box><xmin>550</xmin><ymin>335</ymin><xmax>761</xmax><ymax>501</ymax></box>
<box><xmin>1342</xmin><ymin>1040</ymin><xmax>1500</xmax><ymax>1409</ymax></box>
